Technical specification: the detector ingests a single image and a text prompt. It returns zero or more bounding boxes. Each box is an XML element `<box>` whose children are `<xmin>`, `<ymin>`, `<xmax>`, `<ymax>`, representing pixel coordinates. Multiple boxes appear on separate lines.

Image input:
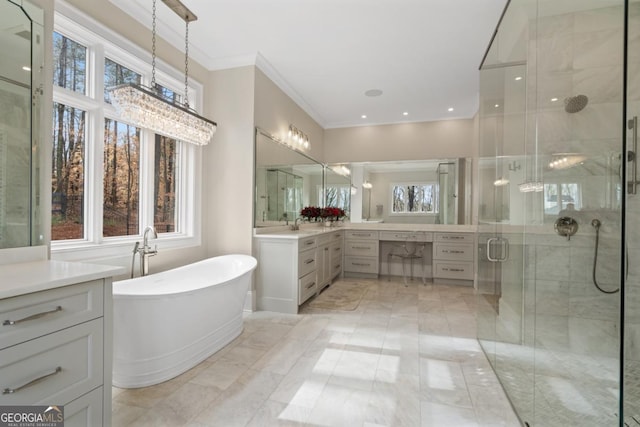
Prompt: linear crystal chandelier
<box><xmin>109</xmin><ymin>0</ymin><xmax>216</xmax><ymax>146</ymax></box>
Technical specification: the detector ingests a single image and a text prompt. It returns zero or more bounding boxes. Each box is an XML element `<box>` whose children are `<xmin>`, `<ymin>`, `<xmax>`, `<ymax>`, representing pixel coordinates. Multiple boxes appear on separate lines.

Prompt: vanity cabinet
<box><xmin>344</xmin><ymin>230</ymin><xmax>379</xmax><ymax>277</ymax></box>
<box><xmin>316</xmin><ymin>231</ymin><xmax>343</xmax><ymax>292</ymax></box>
<box><xmin>256</xmin><ymin>229</ymin><xmax>343</xmax><ymax>314</ymax></box>
<box><xmin>432</xmin><ymin>232</ymin><xmax>475</xmax><ymax>283</ymax></box>
<box><xmin>0</xmin><ymin>261</ymin><xmax>122</xmax><ymax>427</ymax></box>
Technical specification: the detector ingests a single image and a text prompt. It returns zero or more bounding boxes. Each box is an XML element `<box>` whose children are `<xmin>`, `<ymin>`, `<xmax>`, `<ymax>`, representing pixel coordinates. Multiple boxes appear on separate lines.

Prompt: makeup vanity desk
<box><xmin>342</xmin><ymin>224</ymin><xmax>476</xmax><ymax>284</ymax></box>
<box><xmin>254</xmin><ymin>223</ymin><xmax>476</xmax><ymax>314</ymax></box>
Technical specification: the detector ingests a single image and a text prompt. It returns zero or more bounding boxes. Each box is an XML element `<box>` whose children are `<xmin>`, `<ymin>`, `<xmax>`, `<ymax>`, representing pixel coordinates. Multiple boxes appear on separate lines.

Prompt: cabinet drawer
<box><xmin>0</xmin><ymin>280</ymin><xmax>103</xmax><ymax>350</ymax></box>
<box><xmin>433</xmin><ymin>243</ymin><xmax>474</xmax><ymax>261</ymax></box>
<box><xmin>331</xmin><ymin>258</ymin><xmax>342</xmax><ymax>279</ymax></box>
<box><xmin>65</xmin><ymin>386</ymin><xmax>103</xmax><ymax>427</ymax></box>
<box><xmin>345</xmin><ymin>240</ymin><xmax>378</xmax><ymax>257</ymax></box>
<box><xmin>318</xmin><ymin>230</ymin><xmax>343</xmax><ymax>245</ymax></box>
<box><xmin>434</xmin><ymin>233</ymin><xmax>473</xmax><ymax>244</ymax></box>
<box><xmin>298</xmin><ymin>236</ymin><xmax>317</xmax><ymax>251</ymax></box>
<box><xmin>379</xmin><ymin>231</ymin><xmax>433</xmax><ymax>242</ymax></box>
<box><xmin>298</xmin><ymin>247</ymin><xmax>317</xmax><ymax>278</ymax></box>
<box><xmin>345</xmin><ymin>230</ymin><xmax>379</xmax><ymax>240</ymax></box>
<box><xmin>344</xmin><ymin>256</ymin><xmax>378</xmax><ymax>274</ymax></box>
<box><xmin>433</xmin><ymin>261</ymin><xmax>474</xmax><ymax>280</ymax></box>
<box><xmin>330</xmin><ymin>243</ymin><xmax>343</xmax><ymax>261</ymax></box>
<box><xmin>0</xmin><ymin>319</ymin><xmax>103</xmax><ymax>406</ymax></box>
<box><xmin>298</xmin><ymin>271</ymin><xmax>317</xmax><ymax>305</ymax></box>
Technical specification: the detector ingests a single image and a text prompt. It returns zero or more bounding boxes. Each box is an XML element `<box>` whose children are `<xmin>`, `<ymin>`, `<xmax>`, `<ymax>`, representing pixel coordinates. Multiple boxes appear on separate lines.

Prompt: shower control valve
<box><xmin>554</xmin><ymin>216</ymin><xmax>578</xmax><ymax>241</ymax></box>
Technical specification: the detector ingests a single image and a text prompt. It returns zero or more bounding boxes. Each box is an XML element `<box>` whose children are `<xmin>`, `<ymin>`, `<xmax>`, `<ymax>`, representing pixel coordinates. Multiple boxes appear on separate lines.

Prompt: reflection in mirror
<box><xmin>254</xmin><ymin>129</ymin><xmax>323</xmax><ymax>227</ymax></box>
<box><xmin>0</xmin><ymin>0</ymin><xmax>44</xmax><ymax>249</ymax></box>
<box><xmin>324</xmin><ymin>164</ymin><xmax>351</xmax><ymax>217</ymax></box>
<box><xmin>351</xmin><ymin>159</ymin><xmax>470</xmax><ymax>224</ymax></box>
<box><xmin>478</xmin><ymin>153</ymin><xmax>621</xmax><ymax>226</ymax></box>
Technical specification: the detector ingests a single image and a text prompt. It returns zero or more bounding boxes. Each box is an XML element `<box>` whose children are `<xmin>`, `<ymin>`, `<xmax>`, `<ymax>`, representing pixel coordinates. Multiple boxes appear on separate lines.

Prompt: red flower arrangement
<box><xmin>320</xmin><ymin>206</ymin><xmax>346</xmax><ymax>221</ymax></box>
<box><xmin>300</xmin><ymin>206</ymin><xmax>346</xmax><ymax>222</ymax></box>
<box><xmin>300</xmin><ymin>206</ymin><xmax>321</xmax><ymax>221</ymax></box>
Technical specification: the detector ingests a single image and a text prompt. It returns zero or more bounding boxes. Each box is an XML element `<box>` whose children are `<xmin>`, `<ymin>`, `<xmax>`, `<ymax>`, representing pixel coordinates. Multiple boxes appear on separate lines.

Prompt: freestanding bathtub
<box><xmin>112</xmin><ymin>254</ymin><xmax>257</xmax><ymax>388</ymax></box>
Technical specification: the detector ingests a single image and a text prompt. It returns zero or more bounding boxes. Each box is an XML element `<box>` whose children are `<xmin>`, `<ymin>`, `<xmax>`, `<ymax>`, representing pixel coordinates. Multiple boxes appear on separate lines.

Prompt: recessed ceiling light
<box><xmin>494</xmin><ymin>104</ymin><xmax>500</xmax><ymax>108</ymax></box>
<box><xmin>361</xmin><ymin>115</ymin><xmax>367</xmax><ymax>119</ymax></box>
<box><xmin>514</xmin><ymin>76</ymin><xmax>523</xmax><ymax>81</ymax></box>
<box><xmin>403</xmin><ymin>112</ymin><xmax>409</xmax><ymax>116</ymax></box>
<box><xmin>551</xmin><ymin>97</ymin><xmax>558</xmax><ymax>102</ymax></box>
<box><xmin>22</xmin><ymin>66</ymin><xmax>30</xmax><ymax>71</ymax></box>
<box><xmin>364</xmin><ymin>89</ymin><xmax>383</xmax><ymax>97</ymax></box>
<box><xmin>448</xmin><ymin>107</ymin><xmax>454</xmax><ymax>112</ymax></box>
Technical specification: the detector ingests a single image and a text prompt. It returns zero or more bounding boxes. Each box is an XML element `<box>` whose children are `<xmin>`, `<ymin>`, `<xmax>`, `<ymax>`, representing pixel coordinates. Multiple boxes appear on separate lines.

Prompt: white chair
<box><xmin>387</xmin><ymin>234</ymin><xmax>427</xmax><ymax>286</ymax></box>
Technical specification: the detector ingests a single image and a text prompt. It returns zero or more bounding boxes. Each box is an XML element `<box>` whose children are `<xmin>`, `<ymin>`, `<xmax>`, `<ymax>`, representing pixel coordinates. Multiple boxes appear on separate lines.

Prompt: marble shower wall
<box><xmin>526</xmin><ymin>5</ymin><xmax>625</xmax><ymax>361</ymax></box>
<box><xmin>0</xmin><ymin>84</ymin><xmax>31</xmax><ymax>248</ymax></box>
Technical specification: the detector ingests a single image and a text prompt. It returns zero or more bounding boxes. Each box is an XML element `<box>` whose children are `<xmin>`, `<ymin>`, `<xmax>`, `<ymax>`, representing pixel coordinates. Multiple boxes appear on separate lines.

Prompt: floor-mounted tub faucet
<box><xmin>135</xmin><ymin>226</ymin><xmax>158</xmax><ymax>277</ymax></box>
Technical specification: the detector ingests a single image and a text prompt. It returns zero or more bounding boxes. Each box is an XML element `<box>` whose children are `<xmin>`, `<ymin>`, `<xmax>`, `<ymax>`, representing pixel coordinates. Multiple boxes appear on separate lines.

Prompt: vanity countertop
<box><xmin>254</xmin><ymin>223</ymin><xmax>478</xmax><ymax>239</ymax></box>
<box><xmin>0</xmin><ymin>260</ymin><xmax>125</xmax><ymax>299</ymax></box>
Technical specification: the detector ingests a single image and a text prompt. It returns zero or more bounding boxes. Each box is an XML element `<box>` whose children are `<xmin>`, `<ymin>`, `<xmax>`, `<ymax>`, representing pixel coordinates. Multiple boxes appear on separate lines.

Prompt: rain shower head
<box><xmin>564</xmin><ymin>94</ymin><xmax>589</xmax><ymax>113</ymax></box>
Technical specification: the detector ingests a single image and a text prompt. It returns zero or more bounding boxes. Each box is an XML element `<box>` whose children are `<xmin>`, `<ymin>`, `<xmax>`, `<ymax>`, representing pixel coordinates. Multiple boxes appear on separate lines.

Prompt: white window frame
<box><xmin>51</xmin><ymin>1</ymin><xmax>202</xmax><ymax>261</ymax></box>
<box><xmin>388</xmin><ymin>182</ymin><xmax>439</xmax><ymax>216</ymax></box>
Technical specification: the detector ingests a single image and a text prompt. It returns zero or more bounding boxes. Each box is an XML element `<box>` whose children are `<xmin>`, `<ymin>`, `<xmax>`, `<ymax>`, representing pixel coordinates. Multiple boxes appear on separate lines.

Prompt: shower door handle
<box><xmin>486</xmin><ymin>238</ymin><xmax>498</xmax><ymax>262</ymax></box>
<box><xmin>486</xmin><ymin>237</ymin><xmax>509</xmax><ymax>262</ymax></box>
<box><xmin>629</xmin><ymin>116</ymin><xmax>638</xmax><ymax>194</ymax></box>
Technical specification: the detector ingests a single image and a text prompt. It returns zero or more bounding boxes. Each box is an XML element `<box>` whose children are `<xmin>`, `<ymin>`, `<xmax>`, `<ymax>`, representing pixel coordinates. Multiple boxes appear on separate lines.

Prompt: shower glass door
<box><xmin>624</xmin><ymin>0</ymin><xmax>640</xmax><ymax>423</ymax></box>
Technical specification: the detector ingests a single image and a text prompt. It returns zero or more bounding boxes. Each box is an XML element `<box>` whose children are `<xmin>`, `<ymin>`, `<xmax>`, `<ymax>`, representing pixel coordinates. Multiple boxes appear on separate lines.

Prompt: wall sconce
<box><xmin>288</xmin><ymin>125</ymin><xmax>310</xmax><ymax>150</ymax></box>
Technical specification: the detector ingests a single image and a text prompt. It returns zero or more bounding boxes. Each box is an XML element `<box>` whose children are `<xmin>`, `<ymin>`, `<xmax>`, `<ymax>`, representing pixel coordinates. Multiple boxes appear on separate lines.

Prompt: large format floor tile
<box><xmin>113</xmin><ymin>278</ymin><xmax>520</xmax><ymax>426</ymax></box>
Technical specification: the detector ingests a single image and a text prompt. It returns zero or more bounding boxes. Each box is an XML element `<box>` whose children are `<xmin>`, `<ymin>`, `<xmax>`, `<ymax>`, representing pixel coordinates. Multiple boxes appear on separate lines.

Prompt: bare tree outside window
<box><xmin>154</xmin><ymin>135</ymin><xmax>177</xmax><ymax>233</ymax></box>
<box><xmin>392</xmin><ymin>184</ymin><xmax>437</xmax><ymax>214</ymax></box>
<box><xmin>53</xmin><ymin>32</ymin><xmax>86</xmax><ymax>94</ymax></box>
<box><xmin>51</xmin><ymin>103</ymin><xmax>86</xmax><ymax>240</ymax></box>
<box><xmin>103</xmin><ymin>119</ymin><xmax>140</xmax><ymax>237</ymax></box>
<box><xmin>104</xmin><ymin>58</ymin><xmax>141</xmax><ymax>103</ymax></box>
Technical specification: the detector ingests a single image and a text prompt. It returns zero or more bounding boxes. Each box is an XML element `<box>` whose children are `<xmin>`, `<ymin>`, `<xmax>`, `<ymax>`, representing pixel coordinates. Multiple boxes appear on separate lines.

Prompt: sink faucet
<box><xmin>291</xmin><ymin>217</ymin><xmax>304</xmax><ymax>231</ymax></box>
<box><xmin>280</xmin><ymin>213</ymin><xmax>289</xmax><ymax>225</ymax></box>
<box><xmin>137</xmin><ymin>226</ymin><xmax>158</xmax><ymax>276</ymax></box>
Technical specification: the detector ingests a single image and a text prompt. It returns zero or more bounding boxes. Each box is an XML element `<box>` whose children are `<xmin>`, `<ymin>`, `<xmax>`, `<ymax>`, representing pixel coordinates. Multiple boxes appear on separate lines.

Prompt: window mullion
<box><xmin>139</xmin><ymin>129</ymin><xmax>154</xmax><ymax>233</ymax></box>
<box><xmin>90</xmin><ymin>44</ymin><xmax>105</xmax><ymax>244</ymax></box>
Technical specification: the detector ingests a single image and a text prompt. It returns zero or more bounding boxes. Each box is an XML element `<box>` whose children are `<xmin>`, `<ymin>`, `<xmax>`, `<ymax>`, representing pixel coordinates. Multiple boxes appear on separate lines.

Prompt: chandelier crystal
<box><xmin>110</xmin><ymin>83</ymin><xmax>216</xmax><ymax>146</ymax></box>
<box><xmin>109</xmin><ymin>0</ymin><xmax>216</xmax><ymax>146</ymax></box>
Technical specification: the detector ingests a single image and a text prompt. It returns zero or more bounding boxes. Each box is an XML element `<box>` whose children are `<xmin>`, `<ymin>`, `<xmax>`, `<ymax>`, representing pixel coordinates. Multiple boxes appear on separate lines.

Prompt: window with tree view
<box><xmin>391</xmin><ymin>183</ymin><xmax>438</xmax><ymax>214</ymax></box>
<box><xmin>51</xmin><ymin>17</ymin><xmax>192</xmax><ymax>247</ymax></box>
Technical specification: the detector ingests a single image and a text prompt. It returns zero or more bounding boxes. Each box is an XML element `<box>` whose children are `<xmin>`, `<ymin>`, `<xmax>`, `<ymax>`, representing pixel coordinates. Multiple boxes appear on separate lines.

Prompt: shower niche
<box><xmin>0</xmin><ymin>0</ymin><xmax>45</xmax><ymax>249</ymax></box>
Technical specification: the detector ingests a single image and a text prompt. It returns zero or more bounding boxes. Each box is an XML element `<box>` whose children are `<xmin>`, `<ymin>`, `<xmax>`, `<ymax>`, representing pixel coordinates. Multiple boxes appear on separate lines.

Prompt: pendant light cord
<box><xmin>151</xmin><ymin>0</ymin><xmax>157</xmax><ymax>89</ymax></box>
<box><xmin>184</xmin><ymin>20</ymin><xmax>190</xmax><ymax>108</ymax></box>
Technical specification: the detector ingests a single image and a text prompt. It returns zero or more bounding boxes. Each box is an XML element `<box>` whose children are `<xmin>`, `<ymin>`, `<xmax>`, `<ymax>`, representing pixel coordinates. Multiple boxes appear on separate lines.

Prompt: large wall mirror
<box><xmin>351</xmin><ymin>158</ymin><xmax>472</xmax><ymax>225</ymax></box>
<box><xmin>254</xmin><ymin>129</ymin><xmax>324</xmax><ymax>227</ymax></box>
<box><xmin>0</xmin><ymin>0</ymin><xmax>44</xmax><ymax>249</ymax></box>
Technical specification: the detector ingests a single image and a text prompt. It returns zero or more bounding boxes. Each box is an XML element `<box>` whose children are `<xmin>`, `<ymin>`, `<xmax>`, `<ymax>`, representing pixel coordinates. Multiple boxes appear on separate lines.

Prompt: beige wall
<box><xmin>204</xmin><ymin>66</ymin><xmax>256</xmax><ymax>256</ymax></box>
<box><xmin>323</xmin><ymin>119</ymin><xmax>476</xmax><ymax>163</ymax></box>
<box><xmin>254</xmin><ymin>68</ymin><xmax>325</xmax><ymax>161</ymax></box>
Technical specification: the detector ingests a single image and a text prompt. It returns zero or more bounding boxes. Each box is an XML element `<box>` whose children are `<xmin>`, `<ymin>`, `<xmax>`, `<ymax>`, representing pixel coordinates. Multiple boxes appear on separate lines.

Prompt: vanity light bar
<box><xmin>288</xmin><ymin>125</ymin><xmax>310</xmax><ymax>150</ymax></box>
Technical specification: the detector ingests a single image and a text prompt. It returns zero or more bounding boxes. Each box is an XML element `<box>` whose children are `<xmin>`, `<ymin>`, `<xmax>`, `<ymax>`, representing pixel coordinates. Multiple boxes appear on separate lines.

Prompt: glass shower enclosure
<box><xmin>478</xmin><ymin>0</ymin><xmax>639</xmax><ymax>425</ymax></box>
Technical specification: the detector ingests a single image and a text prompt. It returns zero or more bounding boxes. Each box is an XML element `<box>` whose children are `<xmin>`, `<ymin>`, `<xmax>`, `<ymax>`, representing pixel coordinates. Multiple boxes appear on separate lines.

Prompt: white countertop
<box><xmin>0</xmin><ymin>260</ymin><xmax>125</xmax><ymax>299</ymax></box>
<box><xmin>254</xmin><ymin>223</ymin><xmax>478</xmax><ymax>239</ymax></box>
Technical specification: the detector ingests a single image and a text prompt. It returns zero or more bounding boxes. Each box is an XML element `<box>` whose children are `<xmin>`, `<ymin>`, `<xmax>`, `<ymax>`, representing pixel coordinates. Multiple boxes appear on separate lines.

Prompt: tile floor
<box><xmin>112</xmin><ymin>278</ymin><xmax>521</xmax><ymax>426</ymax></box>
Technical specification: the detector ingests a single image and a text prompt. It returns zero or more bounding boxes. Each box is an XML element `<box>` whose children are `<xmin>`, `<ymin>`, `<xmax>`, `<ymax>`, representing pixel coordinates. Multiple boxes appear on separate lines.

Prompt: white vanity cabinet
<box><xmin>0</xmin><ymin>260</ymin><xmax>123</xmax><ymax>427</ymax></box>
<box><xmin>432</xmin><ymin>232</ymin><xmax>475</xmax><ymax>283</ymax></box>
<box><xmin>344</xmin><ymin>230</ymin><xmax>379</xmax><ymax>277</ymax></box>
<box><xmin>255</xmin><ymin>229</ymin><xmax>343</xmax><ymax>314</ymax></box>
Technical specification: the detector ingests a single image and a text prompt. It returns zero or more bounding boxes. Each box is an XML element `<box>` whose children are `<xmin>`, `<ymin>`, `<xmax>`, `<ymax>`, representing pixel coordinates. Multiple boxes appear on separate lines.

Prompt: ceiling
<box><xmin>110</xmin><ymin>0</ymin><xmax>508</xmax><ymax>129</ymax></box>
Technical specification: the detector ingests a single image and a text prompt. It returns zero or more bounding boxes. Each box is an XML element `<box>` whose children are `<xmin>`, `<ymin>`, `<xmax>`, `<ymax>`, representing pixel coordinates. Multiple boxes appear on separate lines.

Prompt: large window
<box><xmin>544</xmin><ymin>183</ymin><xmax>582</xmax><ymax>214</ymax></box>
<box><xmin>51</xmin><ymin>7</ymin><xmax>200</xmax><ymax>256</ymax></box>
<box><xmin>390</xmin><ymin>183</ymin><xmax>438</xmax><ymax>214</ymax></box>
